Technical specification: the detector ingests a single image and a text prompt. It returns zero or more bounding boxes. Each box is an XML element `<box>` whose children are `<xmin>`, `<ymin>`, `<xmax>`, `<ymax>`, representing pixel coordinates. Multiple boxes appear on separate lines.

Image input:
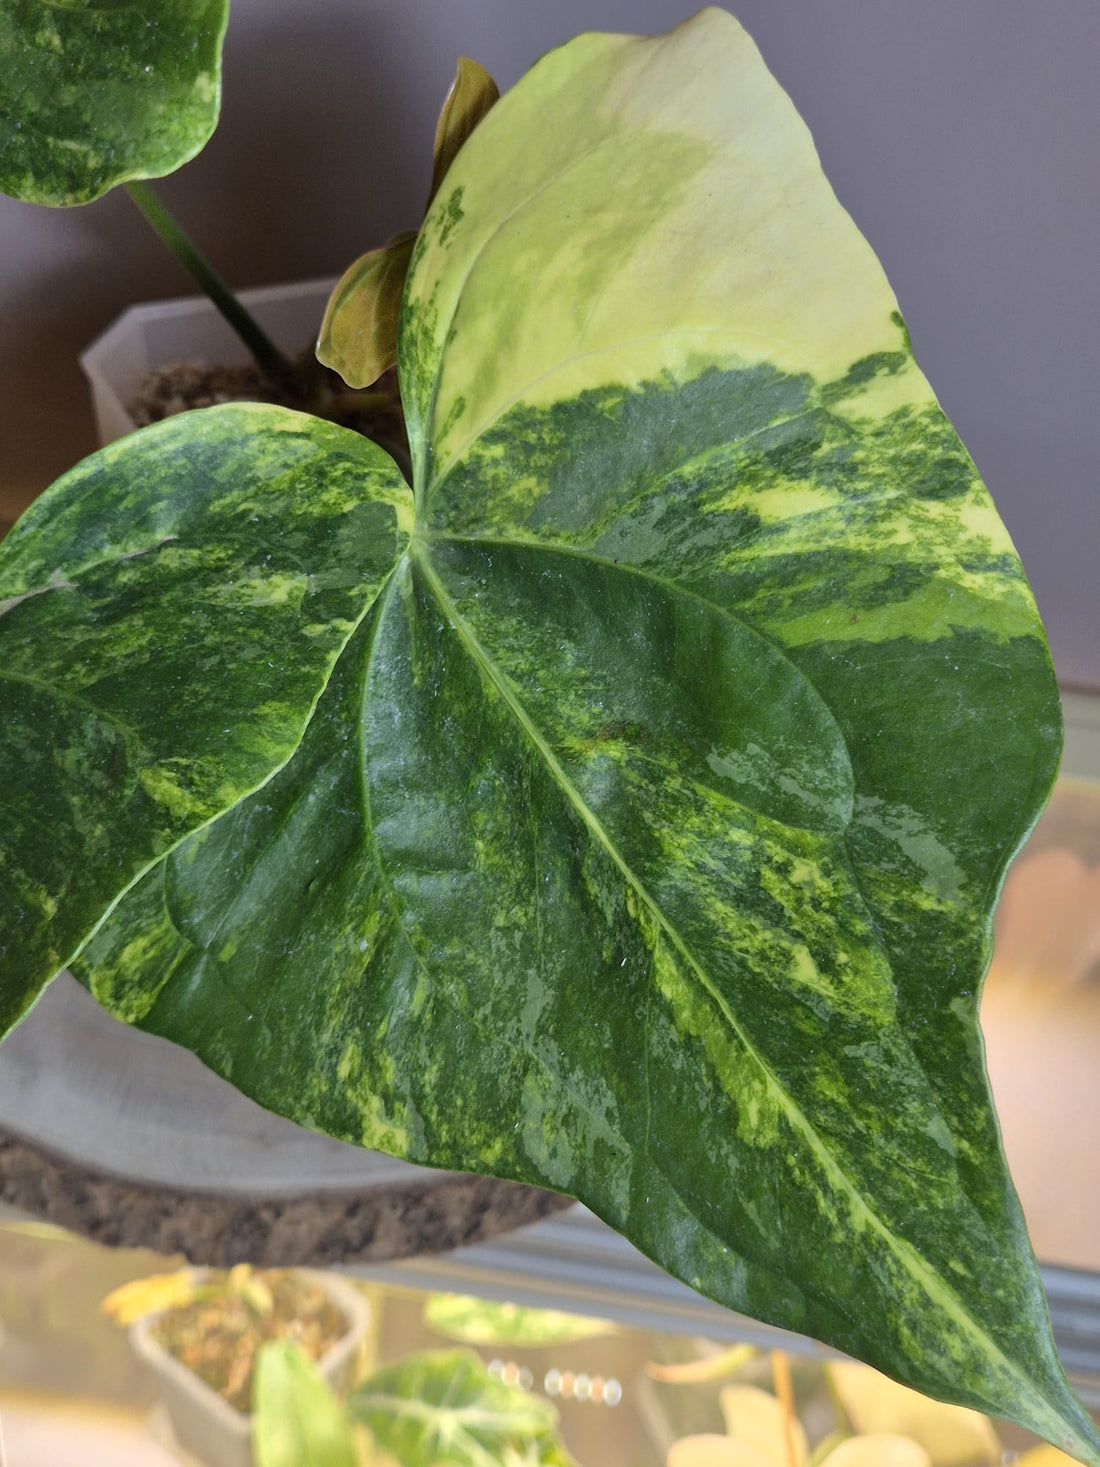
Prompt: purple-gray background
<box><xmin>2</xmin><ymin>1</ymin><xmax>1096</xmax><ymax>683</ymax></box>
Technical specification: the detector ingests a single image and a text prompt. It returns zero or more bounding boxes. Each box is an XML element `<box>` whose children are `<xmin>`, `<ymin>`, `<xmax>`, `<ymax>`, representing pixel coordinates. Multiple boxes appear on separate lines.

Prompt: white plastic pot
<box><xmin>79</xmin><ymin>277</ymin><xmax>338</xmax><ymax>446</ymax></box>
<box><xmin>130</xmin><ymin>1268</ymin><xmax>368</xmax><ymax>1467</ymax></box>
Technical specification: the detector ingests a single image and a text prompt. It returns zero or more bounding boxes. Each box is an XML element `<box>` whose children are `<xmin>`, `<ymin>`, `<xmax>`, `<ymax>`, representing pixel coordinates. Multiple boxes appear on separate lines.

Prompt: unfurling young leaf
<box><xmin>319</xmin><ymin>57</ymin><xmax>498</xmax><ymax>389</ymax></box>
<box><xmin>319</xmin><ymin>231</ymin><xmax>419</xmax><ymax>388</ymax></box>
<box><xmin>0</xmin><ymin>10</ymin><xmax>1093</xmax><ymax>1462</ymax></box>
<box><xmin>429</xmin><ymin>57</ymin><xmax>500</xmax><ymax>203</ymax></box>
<box><xmin>0</xmin><ymin>0</ymin><xmax>230</xmax><ymax>205</ymax></box>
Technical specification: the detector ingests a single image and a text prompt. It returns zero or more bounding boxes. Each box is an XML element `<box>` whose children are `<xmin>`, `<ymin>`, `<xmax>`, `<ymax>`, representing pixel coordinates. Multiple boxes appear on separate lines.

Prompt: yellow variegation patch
<box><xmin>404</xmin><ymin>10</ymin><xmax>922</xmax><ymax>498</ymax></box>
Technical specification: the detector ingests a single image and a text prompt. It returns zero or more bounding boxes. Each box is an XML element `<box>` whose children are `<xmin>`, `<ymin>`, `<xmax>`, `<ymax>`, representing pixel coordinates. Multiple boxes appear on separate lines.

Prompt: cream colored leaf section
<box><xmin>406</xmin><ymin>7</ymin><xmax>933</xmax><ymax>493</ymax></box>
<box><xmin>819</xmin><ymin>1436</ymin><xmax>931</xmax><ymax>1467</ymax></box>
<box><xmin>720</xmin><ymin>1386</ymin><xmax>809</xmax><ymax>1467</ymax></box>
<box><xmin>669</xmin><ymin>1436</ymin><xmax>777</xmax><ymax>1467</ymax></box>
<box><xmin>829</xmin><ymin>1363</ymin><xmax>1000</xmax><ymax>1466</ymax></box>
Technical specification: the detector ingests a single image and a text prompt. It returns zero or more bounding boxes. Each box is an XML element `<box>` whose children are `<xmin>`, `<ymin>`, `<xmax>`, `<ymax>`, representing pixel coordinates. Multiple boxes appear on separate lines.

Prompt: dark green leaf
<box><xmin>0</xmin><ymin>0</ymin><xmax>230</xmax><ymax>205</ymax></box>
<box><xmin>0</xmin><ymin>404</ymin><xmax>411</xmax><ymax>1029</ymax></box>
<box><xmin>349</xmin><ymin>1349</ymin><xmax>574</xmax><ymax>1467</ymax></box>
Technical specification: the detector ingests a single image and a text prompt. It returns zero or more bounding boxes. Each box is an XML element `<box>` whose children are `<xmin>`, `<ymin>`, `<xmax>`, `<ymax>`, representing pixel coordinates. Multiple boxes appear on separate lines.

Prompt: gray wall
<box><xmin>2</xmin><ymin>1</ymin><xmax>1096</xmax><ymax>684</ymax></box>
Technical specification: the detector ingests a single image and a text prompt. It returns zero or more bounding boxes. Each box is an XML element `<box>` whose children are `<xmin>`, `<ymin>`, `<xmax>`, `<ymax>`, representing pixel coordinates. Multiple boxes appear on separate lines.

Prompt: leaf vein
<box><xmin>413</xmin><ymin>538</ymin><xmax>1047</xmax><ymax>1412</ymax></box>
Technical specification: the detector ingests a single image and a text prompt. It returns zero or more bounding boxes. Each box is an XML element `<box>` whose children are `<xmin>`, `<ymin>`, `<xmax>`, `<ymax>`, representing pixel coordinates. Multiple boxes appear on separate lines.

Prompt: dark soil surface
<box><xmin>130</xmin><ymin>357</ymin><xmax>410</xmax><ymax>473</ymax></box>
<box><xmin>150</xmin><ymin>1270</ymin><xmax>349</xmax><ymax>1414</ymax></box>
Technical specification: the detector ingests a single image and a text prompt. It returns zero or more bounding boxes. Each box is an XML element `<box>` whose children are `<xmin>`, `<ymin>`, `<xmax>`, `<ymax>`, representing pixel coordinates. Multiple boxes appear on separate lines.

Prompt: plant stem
<box><xmin>771</xmin><ymin>1350</ymin><xmax>799</xmax><ymax>1467</ymax></box>
<box><xmin>125</xmin><ymin>181</ymin><xmax>295</xmax><ymax>382</ymax></box>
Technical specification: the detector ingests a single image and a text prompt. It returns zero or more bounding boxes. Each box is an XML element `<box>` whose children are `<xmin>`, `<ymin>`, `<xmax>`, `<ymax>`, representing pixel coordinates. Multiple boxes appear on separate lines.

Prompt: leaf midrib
<box><xmin>420</xmin><ymin>527</ymin><xmax>856</xmax><ymax>804</ymax></box>
<box><xmin>356</xmin><ymin>568</ymin><xmax>442</xmax><ymax>1000</ymax></box>
<box><xmin>408</xmin><ymin>533</ymin><xmax>1052</xmax><ymax>1421</ymax></box>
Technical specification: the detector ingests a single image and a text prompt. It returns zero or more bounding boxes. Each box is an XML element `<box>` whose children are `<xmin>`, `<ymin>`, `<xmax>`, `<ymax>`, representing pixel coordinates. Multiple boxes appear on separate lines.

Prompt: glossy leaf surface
<box><xmin>0</xmin><ymin>405</ymin><xmax>411</xmax><ymax>1028</ymax></box>
<box><xmin>0</xmin><ymin>8</ymin><xmax>1090</xmax><ymax>1460</ymax></box>
<box><xmin>0</xmin><ymin>0</ymin><xmax>229</xmax><ymax>205</ymax></box>
<box><xmin>349</xmin><ymin>1349</ymin><xmax>574</xmax><ymax>1467</ymax></box>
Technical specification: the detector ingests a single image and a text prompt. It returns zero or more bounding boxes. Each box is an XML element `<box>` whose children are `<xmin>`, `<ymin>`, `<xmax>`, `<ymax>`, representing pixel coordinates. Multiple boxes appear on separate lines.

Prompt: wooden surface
<box><xmin>0</xmin><ymin>975</ymin><xmax>570</xmax><ymax>1265</ymax></box>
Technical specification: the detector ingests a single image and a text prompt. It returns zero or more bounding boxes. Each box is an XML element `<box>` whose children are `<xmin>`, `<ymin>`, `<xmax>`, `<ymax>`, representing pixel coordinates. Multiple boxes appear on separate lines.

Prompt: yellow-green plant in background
<box><xmin>101</xmin><ymin>1263</ymin><xmax>274</xmax><ymax>1328</ymax></box>
<box><xmin>664</xmin><ymin>1350</ymin><xmax>1005</xmax><ymax>1467</ymax></box>
<box><xmin>253</xmin><ymin>1342</ymin><xmax>576</xmax><ymax>1467</ymax></box>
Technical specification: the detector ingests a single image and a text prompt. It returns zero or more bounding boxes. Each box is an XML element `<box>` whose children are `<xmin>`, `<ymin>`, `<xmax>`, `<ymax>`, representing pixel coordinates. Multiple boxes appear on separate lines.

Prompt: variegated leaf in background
<box><xmin>423</xmin><ymin>1292</ymin><xmax>613</xmax><ymax>1348</ymax></box>
<box><xmin>0</xmin><ymin>0</ymin><xmax>230</xmax><ymax>205</ymax></box>
<box><xmin>0</xmin><ymin>8</ymin><xmax>1089</xmax><ymax>1459</ymax></box>
<box><xmin>349</xmin><ymin>1349</ymin><xmax>575</xmax><ymax>1467</ymax></box>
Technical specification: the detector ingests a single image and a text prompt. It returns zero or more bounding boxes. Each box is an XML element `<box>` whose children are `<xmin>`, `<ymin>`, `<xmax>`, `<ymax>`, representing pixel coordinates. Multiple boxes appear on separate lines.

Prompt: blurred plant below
<box><xmin>423</xmin><ymin>1294</ymin><xmax>615</xmax><ymax>1349</ymax></box>
<box><xmin>2</xmin><ymin>1216</ymin><xmax>1095</xmax><ymax>1467</ymax></box>
<box><xmin>102</xmin><ymin>1265</ymin><xmax>349</xmax><ymax>1415</ymax></box>
<box><xmin>253</xmin><ymin>1342</ymin><xmax>578</xmax><ymax>1467</ymax></box>
<box><xmin>652</xmin><ymin>1342</ymin><xmax>1086</xmax><ymax>1467</ymax></box>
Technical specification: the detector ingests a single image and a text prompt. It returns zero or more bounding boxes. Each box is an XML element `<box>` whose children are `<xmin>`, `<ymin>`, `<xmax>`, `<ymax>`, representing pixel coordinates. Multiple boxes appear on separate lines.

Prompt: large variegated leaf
<box><xmin>0</xmin><ymin>9</ymin><xmax>1091</xmax><ymax>1461</ymax></box>
<box><xmin>0</xmin><ymin>405</ymin><xmax>411</xmax><ymax>1029</ymax></box>
<box><xmin>0</xmin><ymin>0</ymin><xmax>229</xmax><ymax>206</ymax></box>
